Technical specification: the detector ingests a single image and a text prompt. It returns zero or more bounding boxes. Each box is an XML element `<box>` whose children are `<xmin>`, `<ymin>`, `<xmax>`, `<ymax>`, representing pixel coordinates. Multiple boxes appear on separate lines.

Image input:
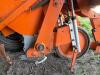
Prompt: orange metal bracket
<box><xmin>95</xmin><ymin>46</ymin><xmax>100</xmax><ymax>53</ymax></box>
<box><xmin>71</xmin><ymin>49</ymin><xmax>78</xmax><ymax>72</ymax></box>
<box><xmin>90</xmin><ymin>18</ymin><xmax>100</xmax><ymax>53</ymax></box>
<box><xmin>76</xmin><ymin>0</ymin><xmax>100</xmax><ymax>18</ymax></box>
<box><xmin>27</xmin><ymin>0</ymin><xmax>64</xmax><ymax>57</ymax></box>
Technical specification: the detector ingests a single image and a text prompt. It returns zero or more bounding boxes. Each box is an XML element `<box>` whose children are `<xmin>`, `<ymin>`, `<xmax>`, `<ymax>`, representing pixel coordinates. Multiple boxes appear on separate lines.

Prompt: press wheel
<box><xmin>56</xmin><ymin>27</ymin><xmax>90</xmax><ymax>59</ymax></box>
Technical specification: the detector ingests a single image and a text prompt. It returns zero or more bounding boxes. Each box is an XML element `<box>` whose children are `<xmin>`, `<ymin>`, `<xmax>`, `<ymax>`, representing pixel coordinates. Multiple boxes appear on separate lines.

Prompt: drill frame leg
<box><xmin>71</xmin><ymin>49</ymin><xmax>78</xmax><ymax>72</ymax></box>
<box><xmin>90</xmin><ymin>18</ymin><xmax>100</xmax><ymax>53</ymax></box>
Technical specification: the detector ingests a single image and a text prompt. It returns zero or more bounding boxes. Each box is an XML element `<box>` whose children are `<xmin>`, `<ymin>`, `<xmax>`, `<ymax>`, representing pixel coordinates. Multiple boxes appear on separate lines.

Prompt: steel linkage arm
<box><xmin>27</xmin><ymin>0</ymin><xmax>64</xmax><ymax>57</ymax></box>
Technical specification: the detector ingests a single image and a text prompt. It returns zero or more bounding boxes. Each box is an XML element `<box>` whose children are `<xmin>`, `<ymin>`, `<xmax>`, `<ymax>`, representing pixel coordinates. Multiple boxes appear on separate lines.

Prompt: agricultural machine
<box><xmin>0</xmin><ymin>0</ymin><xmax>100</xmax><ymax>71</ymax></box>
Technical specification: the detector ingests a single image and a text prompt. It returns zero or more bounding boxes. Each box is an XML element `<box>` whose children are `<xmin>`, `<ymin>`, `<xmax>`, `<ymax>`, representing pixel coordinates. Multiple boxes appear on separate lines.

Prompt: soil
<box><xmin>75</xmin><ymin>50</ymin><xmax>100</xmax><ymax>75</ymax></box>
<box><xmin>0</xmin><ymin>50</ymin><xmax>100</xmax><ymax>75</ymax></box>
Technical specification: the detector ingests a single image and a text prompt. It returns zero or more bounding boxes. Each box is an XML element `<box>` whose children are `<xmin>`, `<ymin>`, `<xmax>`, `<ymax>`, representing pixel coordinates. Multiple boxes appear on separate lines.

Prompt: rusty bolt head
<box><xmin>36</xmin><ymin>44</ymin><xmax>45</xmax><ymax>51</ymax></box>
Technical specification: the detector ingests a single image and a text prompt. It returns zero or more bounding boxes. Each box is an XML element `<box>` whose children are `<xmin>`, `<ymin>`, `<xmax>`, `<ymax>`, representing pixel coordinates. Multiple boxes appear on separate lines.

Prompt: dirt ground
<box><xmin>0</xmin><ymin>49</ymin><xmax>100</xmax><ymax>75</ymax></box>
<box><xmin>75</xmin><ymin>50</ymin><xmax>100</xmax><ymax>75</ymax></box>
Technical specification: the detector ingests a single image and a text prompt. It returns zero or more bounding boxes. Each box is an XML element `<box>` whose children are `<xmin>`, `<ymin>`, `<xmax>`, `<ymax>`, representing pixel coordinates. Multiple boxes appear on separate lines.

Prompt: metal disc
<box><xmin>55</xmin><ymin>27</ymin><xmax>90</xmax><ymax>59</ymax></box>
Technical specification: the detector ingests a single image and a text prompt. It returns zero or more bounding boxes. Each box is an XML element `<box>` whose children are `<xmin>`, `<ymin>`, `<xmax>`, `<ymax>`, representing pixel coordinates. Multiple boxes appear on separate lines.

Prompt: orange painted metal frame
<box><xmin>0</xmin><ymin>0</ymin><xmax>43</xmax><ymax>35</ymax></box>
<box><xmin>76</xmin><ymin>0</ymin><xmax>100</xmax><ymax>18</ymax></box>
<box><xmin>76</xmin><ymin>0</ymin><xmax>100</xmax><ymax>53</ymax></box>
<box><xmin>90</xmin><ymin>18</ymin><xmax>100</xmax><ymax>53</ymax></box>
<box><xmin>27</xmin><ymin>0</ymin><xmax>64</xmax><ymax>57</ymax></box>
<box><xmin>0</xmin><ymin>0</ymin><xmax>100</xmax><ymax>71</ymax></box>
<box><xmin>0</xmin><ymin>0</ymin><xmax>99</xmax><ymax>58</ymax></box>
<box><xmin>0</xmin><ymin>0</ymin><xmax>37</xmax><ymax>30</ymax></box>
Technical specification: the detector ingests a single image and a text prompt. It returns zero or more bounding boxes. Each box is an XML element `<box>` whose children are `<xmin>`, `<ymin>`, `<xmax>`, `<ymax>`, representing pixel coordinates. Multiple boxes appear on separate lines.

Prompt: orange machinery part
<box><xmin>90</xmin><ymin>18</ymin><xmax>100</xmax><ymax>53</ymax></box>
<box><xmin>0</xmin><ymin>0</ymin><xmax>100</xmax><ymax>58</ymax></box>
<box><xmin>27</xmin><ymin>0</ymin><xmax>64</xmax><ymax>57</ymax></box>
<box><xmin>76</xmin><ymin>0</ymin><xmax>100</xmax><ymax>18</ymax></box>
<box><xmin>26</xmin><ymin>0</ymin><xmax>90</xmax><ymax>58</ymax></box>
<box><xmin>0</xmin><ymin>0</ymin><xmax>44</xmax><ymax>36</ymax></box>
<box><xmin>76</xmin><ymin>0</ymin><xmax>100</xmax><ymax>52</ymax></box>
<box><xmin>0</xmin><ymin>0</ymin><xmax>99</xmax><ymax>70</ymax></box>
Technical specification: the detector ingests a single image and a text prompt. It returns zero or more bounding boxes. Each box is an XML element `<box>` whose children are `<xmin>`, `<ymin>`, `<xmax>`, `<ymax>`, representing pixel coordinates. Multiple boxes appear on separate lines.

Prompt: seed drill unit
<box><xmin>0</xmin><ymin>0</ymin><xmax>100</xmax><ymax>71</ymax></box>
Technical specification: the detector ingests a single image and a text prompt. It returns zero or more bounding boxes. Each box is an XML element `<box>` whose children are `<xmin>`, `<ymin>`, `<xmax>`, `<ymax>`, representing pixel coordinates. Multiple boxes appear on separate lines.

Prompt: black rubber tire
<box><xmin>55</xmin><ymin>27</ymin><xmax>90</xmax><ymax>59</ymax></box>
<box><xmin>0</xmin><ymin>33</ymin><xmax>23</xmax><ymax>52</ymax></box>
<box><xmin>77</xmin><ymin>27</ymin><xmax>90</xmax><ymax>58</ymax></box>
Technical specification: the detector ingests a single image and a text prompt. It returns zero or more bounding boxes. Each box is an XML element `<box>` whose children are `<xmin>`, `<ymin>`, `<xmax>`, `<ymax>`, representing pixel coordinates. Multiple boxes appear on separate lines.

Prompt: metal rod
<box><xmin>70</xmin><ymin>0</ymin><xmax>81</xmax><ymax>52</ymax></box>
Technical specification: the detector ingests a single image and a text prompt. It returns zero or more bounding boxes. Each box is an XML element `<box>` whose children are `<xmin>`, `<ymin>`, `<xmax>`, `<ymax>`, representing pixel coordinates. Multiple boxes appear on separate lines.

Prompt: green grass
<box><xmin>78</xmin><ymin>16</ymin><xmax>93</xmax><ymax>37</ymax></box>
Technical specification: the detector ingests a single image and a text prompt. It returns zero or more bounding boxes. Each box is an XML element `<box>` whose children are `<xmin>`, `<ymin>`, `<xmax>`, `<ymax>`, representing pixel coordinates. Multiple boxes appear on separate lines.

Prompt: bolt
<box><xmin>92</xmin><ymin>29</ymin><xmax>96</xmax><ymax>32</ymax></box>
<box><xmin>72</xmin><ymin>39</ymin><xmax>75</xmax><ymax>41</ymax></box>
<box><xmin>37</xmin><ymin>44</ymin><xmax>45</xmax><ymax>51</ymax></box>
<box><xmin>70</xmin><ymin>29</ymin><xmax>73</xmax><ymax>31</ymax></box>
<box><xmin>54</xmin><ymin>0</ymin><xmax>58</xmax><ymax>7</ymax></box>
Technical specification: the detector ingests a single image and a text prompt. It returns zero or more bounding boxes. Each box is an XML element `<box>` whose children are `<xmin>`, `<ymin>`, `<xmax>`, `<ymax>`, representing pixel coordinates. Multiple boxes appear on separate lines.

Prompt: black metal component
<box><xmin>0</xmin><ymin>32</ymin><xmax>23</xmax><ymax>52</ymax></box>
<box><xmin>92</xmin><ymin>29</ymin><xmax>96</xmax><ymax>32</ymax></box>
<box><xmin>96</xmin><ymin>41</ymin><xmax>100</xmax><ymax>46</ymax></box>
<box><xmin>71</xmin><ymin>16</ymin><xmax>76</xmax><ymax>20</ymax></box>
<box><xmin>31</xmin><ymin>0</ymin><xmax>50</xmax><ymax>10</ymax></box>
